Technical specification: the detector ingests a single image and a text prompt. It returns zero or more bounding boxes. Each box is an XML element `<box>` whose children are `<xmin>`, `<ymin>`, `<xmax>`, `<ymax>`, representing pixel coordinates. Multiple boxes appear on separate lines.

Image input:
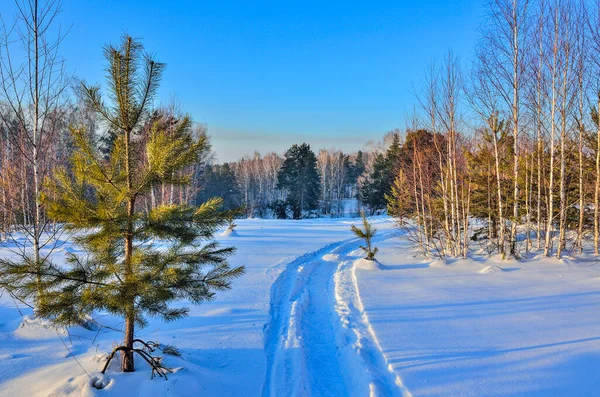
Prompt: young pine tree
<box><xmin>0</xmin><ymin>36</ymin><xmax>244</xmax><ymax>374</ymax></box>
<box><xmin>351</xmin><ymin>212</ymin><xmax>378</xmax><ymax>260</ymax></box>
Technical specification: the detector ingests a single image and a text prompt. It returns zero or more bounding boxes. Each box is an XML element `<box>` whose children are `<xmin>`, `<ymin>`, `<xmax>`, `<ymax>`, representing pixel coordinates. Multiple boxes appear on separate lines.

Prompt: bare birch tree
<box><xmin>0</xmin><ymin>0</ymin><xmax>69</xmax><ymax>300</ymax></box>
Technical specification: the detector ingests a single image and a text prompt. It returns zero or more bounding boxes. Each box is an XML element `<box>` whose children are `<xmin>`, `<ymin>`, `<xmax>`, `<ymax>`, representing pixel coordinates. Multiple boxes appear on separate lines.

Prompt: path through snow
<box><xmin>262</xmin><ymin>234</ymin><xmax>408</xmax><ymax>397</ymax></box>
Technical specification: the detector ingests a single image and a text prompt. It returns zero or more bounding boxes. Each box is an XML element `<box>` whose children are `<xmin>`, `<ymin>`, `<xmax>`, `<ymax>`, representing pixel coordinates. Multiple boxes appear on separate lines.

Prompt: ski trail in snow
<box><xmin>334</xmin><ymin>255</ymin><xmax>412</xmax><ymax>397</ymax></box>
<box><xmin>262</xmin><ymin>238</ymin><xmax>354</xmax><ymax>397</ymax></box>
<box><xmin>262</xmin><ymin>234</ymin><xmax>410</xmax><ymax>397</ymax></box>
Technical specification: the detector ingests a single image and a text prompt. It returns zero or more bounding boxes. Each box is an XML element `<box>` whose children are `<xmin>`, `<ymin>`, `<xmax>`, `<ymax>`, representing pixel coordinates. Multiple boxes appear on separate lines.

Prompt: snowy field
<box><xmin>1</xmin><ymin>217</ymin><xmax>599</xmax><ymax>396</ymax></box>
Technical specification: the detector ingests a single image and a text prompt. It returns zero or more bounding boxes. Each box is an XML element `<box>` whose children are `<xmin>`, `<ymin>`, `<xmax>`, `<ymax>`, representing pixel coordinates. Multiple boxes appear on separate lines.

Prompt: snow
<box><xmin>219</xmin><ymin>228</ymin><xmax>239</xmax><ymax>237</ymax></box>
<box><xmin>478</xmin><ymin>265</ymin><xmax>504</xmax><ymax>274</ymax></box>
<box><xmin>1</xmin><ymin>216</ymin><xmax>600</xmax><ymax>396</ymax></box>
<box><xmin>357</xmin><ymin>236</ymin><xmax>600</xmax><ymax>396</ymax></box>
<box><xmin>355</xmin><ymin>258</ymin><xmax>383</xmax><ymax>271</ymax></box>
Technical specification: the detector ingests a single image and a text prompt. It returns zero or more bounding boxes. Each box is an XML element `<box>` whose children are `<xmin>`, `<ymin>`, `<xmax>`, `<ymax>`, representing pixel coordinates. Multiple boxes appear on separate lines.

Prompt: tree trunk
<box><xmin>576</xmin><ymin>47</ymin><xmax>585</xmax><ymax>255</ymax></box>
<box><xmin>122</xmin><ymin>98</ymin><xmax>136</xmax><ymax>371</ymax></box>
<box><xmin>594</xmin><ymin>96</ymin><xmax>600</xmax><ymax>255</ymax></box>
<box><xmin>545</xmin><ymin>15</ymin><xmax>559</xmax><ymax>256</ymax></box>
<box><xmin>412</xmin><ymin>153</ymin><xmax>424</xmax><ymax>254</ymax></box>
<box><xmin>525</xmin><ymin>149</ymin><xmax>531</xmax><ymax>252</ymax></box>
<box><xmin>557</xmin><ymin>24</ymin><xmax>571</xmax><ymax>259</ymax></box>
<box><xmin>32</xmin><ymin>0</ymin><xmax>43</xmax><ymax>303</ymax></box>
<box><xmin>510</xmin><ymin>2</ymin><xmax>520</xmax><ymax>259</ymax></box>
<box><xmin>536</xmin><ymin>12</ymin><xmax>544</xmax><ymax>251</ymax></box>
<box><xmin>122</xmin><ymin>306</ymin><xmax>135</xmax><ymax>372</ymax></box>
<box><xmin>491</xmin><ymin>115</ymin><xmax>506</xmax><ymax>256</ymax></box>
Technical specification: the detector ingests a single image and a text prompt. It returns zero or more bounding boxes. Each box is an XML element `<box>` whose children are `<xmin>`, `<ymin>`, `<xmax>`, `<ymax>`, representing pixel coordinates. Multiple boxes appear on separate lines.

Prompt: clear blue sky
<box><xmin>1</xmin><ymin>0</ymin><xmax>484</xmax><ymax>162</ymax></box>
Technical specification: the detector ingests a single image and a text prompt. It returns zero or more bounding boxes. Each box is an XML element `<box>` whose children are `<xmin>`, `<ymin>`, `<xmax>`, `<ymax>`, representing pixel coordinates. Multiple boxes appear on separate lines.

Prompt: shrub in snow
<box><xmin>351</xmin><ymin>212</ymin><xmax>378</xmax><ymax>260</ymax></box>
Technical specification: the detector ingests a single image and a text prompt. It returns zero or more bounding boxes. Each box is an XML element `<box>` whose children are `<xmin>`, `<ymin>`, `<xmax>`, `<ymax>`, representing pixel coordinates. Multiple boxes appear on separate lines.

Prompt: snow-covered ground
<box><xmin>1</xmin><ymin>217</ymin><xmax>599</xmax><ymax>396</ymax></box>
<box><xmin>360</xmin><ymin>237</ymin><xmax>600</xmax><ymax>396</ymax></box>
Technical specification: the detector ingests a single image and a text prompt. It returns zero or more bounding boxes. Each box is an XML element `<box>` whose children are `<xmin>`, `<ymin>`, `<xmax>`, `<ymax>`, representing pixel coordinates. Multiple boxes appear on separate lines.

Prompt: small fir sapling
<box><xmin>220</xmin><ymin>214</ymin><xmax>239</xmax><ymax>236</ymax></box>
<box><xmin>351</xmin><ymin>212</ymin><xmax>378</xmax><ymax>260</ymax></box>
<box><xmin>226</xmin><ymin>215</ymin><xmax>237</xmax><ymax>233</ymax></box>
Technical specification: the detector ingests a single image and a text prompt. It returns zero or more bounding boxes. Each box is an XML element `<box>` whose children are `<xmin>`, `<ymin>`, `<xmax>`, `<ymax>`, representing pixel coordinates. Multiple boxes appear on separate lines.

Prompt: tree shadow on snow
<box><xmin>383</xmin><ymin>263</ymin><xmax>430</xmax><ymax>270</ymax></box>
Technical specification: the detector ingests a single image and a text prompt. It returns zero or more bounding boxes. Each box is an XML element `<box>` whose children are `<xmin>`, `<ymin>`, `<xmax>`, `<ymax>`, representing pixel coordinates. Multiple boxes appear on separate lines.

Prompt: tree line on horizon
<box><xmin>197</xmin><ymin>132</ymin><xmax>414</xmax><ymax>220</ymax></box>
<box><xmin>3</xmin><ymin>0</ymin><xmax>600</xmax><ymax>261</ymax></box>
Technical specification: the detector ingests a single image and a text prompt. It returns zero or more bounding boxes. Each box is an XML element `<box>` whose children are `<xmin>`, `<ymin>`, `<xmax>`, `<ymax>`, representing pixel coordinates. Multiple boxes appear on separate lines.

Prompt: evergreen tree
<box><xmin>386</xmin><ymin>168</ymin><xmax>412</xmax><ymax>222</ymax></box>
<box><xmin>196</xmin><ymin>163</ymin><xmax>241</xmax><ymax>211</ymax></box>
<box><xmin>387</xmin><ymin>129</ymin><xmax>441</xmax><ymax>216</ymax></box>
<box><xmin>347</xmin><ymin>150</ymin><xmax>365</xmax><ymax>197</ymax></box>
<box><xmin>351</xmin><ymin>211</ymin><xmax>378</xmax><ymax>260</ymax></box>
<box><xmin>360</xmin><ymin>153</ymin><xmax>389</xmax><ymax>212</ymax></box>
<box><xmin>354</xmin><ymin>150</ymin><xmax>366</xmax><ymax>179</ymax></box>
<box><xmin>0</xmin><ymin>36</ymin><xmax>244</xmax><ymax>374</ymax></box>
<box><xmin>360</xmin><ymin>133</ymin><xmax>401</xmax><ymax>212</ymax></box>
<box><xmin>385</xmin><ymin>132</ymin><xmax>401</xmax><ymax>183</ymax></box>
<box><xmin>277</xmin><ymin>143</ymin><xmax>320</xmax><ymax>219</ymax></box>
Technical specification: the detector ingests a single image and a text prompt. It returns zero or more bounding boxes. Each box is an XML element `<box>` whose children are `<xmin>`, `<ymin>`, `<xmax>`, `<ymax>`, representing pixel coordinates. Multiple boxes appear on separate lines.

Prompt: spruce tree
<box><xmin>277</xmin><ymin>143</ymin><xmax>320</xmax><ymax>219</ymax></box>
<box><xmin>347</xmin><ymin>151</ymin><xmax>365</xmax><ymax>197</ymax></box>
<box><xmin>196</xmin><ymin>163</ymin><xmax>241</xmax><ymax>211</ymax></box>
<box><xmin>0</xmin><ymin>36</ymin><xmax>244</xmax><ymax>374</ymax></box>
<box><xmin>360</xmin><ymin>153</ymin><xmax>388</xmax><ymax>212</ymax></box>
<box><xmin>385</xmin><ymin>133</ymin><xmax>401</xmax><ymax>183</ymax></box>
<box><xmin>360</xmin><ymin>133</ymin><xmax>401</xmax><ymax>212</ymax></box>
<box><xmin>354</xmin><ymin>150</ymin><xmax>366</xmax><ymax>180</ymax></box>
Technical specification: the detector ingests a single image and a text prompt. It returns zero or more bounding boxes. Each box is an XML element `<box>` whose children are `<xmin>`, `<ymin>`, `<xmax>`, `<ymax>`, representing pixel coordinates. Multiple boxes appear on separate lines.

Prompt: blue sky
<box><xmin>1</xmin><ymin>0</ymin><xmax>484</xmax><ymax>162</ymax></box>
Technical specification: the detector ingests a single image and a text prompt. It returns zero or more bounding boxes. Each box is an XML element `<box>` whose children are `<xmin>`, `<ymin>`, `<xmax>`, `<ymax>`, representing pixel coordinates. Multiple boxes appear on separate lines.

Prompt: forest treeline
<box><xmin>3</xmin><ymin>0</ymin><xmax>600</xmax><ymax>260</ymax></box>
<box><xmin>204</xmin><ymin>132</ymin><xmax>400</xmax><ymax>219</ymax></box>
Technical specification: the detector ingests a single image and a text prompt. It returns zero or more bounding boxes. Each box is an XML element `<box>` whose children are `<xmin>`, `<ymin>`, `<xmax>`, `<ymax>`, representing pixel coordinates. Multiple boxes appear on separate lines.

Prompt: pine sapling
<box><xmin>0</xmin><ymin>36</ymin><xmax>244</xmax><ymax>378</ymax></box>
<box><xmin>226</xmin><ymin>214</ymin><xmax>237</xmax><ymax>233</ymax></box>
<box><xmin>351</xmin><ymin>212</ymin><xmax>378</xmax><ymax>260</ymax></box>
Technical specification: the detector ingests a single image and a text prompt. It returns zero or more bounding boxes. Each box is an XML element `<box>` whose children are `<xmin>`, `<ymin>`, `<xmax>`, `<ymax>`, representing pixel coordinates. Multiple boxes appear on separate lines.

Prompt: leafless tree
<box><xmin>0</xmin><ymin>0</ymin><xmax>70</xmax><ymax>299</ymax></box>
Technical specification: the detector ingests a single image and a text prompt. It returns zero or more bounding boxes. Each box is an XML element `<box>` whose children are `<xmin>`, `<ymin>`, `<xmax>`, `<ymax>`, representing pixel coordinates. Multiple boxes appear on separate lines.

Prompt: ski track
<box><xmin>262</xmin><ymin>233</ymin><xmax>410</xmax><ymax>397</ymax></box>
